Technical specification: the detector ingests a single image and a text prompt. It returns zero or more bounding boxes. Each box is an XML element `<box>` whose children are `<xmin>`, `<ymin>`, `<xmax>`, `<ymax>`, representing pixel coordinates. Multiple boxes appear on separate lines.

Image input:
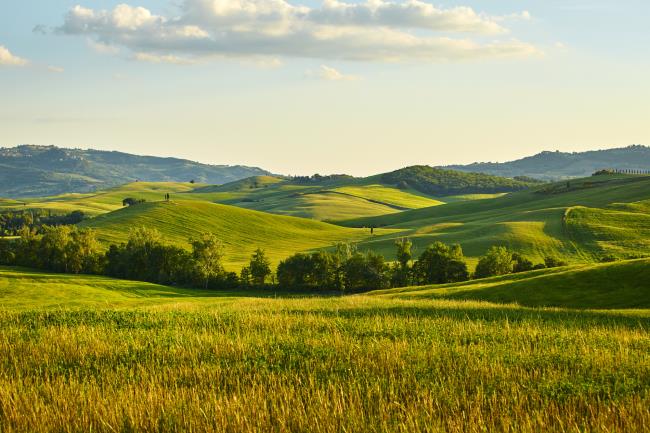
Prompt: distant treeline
<box><xmin>381</xmin><ymin>166</ymin><xmax>538</xmax><ymax>196</ymax></box>
<box><xmin>0</xmin><ymin>210</ymin><xmax>86</xmax><ymax>237</ymax></box>
<box><xmin>0</xmin><ymin>225</ymin><xmax>572</xmax><ymax>291</ymax></box>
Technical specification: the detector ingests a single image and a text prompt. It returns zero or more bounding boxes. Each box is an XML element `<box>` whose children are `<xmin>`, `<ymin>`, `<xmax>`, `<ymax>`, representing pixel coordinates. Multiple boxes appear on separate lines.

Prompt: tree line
<box><xmin>0</xmin><ymin>210</ymin><xmax>86</xmax><ymax>237</ymax></box>
<box><xmin>0</xmin><ymin>225</ymin><xmax>570</xmax><ymax>291</ymax></box>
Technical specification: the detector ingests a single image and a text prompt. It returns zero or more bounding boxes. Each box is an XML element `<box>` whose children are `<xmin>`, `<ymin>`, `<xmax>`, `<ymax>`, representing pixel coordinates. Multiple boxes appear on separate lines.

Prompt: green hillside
<box><xmin>1</xmin><ymin>164</ymin><xmax>534</xmax><ymax>222</ymax></box>
<box><xmin>79</xmin><ymin>200</ymin><xmax>395</xmax><ymax>269</ymax></box>
<box><xmin>342</xmin><ymin>174</ymin><xmax>650</xmax><ymax>266</ymax></box>
<box><xmin>0</xmin><ymin>145</ymin><xmax>270</xmax><ymax>197</ymax></box>
<box><xmin>373</xmin><ymin>259</ymin><xmax>650</xmax><ymax>309</ymax></box>
<box><xmin>0</xmin><ymin>182</ymin><xmax>200</xmax><ymax>216</ymax></box>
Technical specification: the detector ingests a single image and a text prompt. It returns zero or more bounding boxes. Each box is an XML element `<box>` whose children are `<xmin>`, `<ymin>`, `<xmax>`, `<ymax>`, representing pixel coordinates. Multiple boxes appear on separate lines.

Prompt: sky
<box><xmin>0</xmin><ymin>0</ymin><xmax>649</xmax><ymax>176</ymax></box>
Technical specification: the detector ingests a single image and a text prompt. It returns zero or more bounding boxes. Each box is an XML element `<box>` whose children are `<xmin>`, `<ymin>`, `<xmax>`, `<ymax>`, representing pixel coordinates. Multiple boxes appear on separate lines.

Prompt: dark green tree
<box><xmin>249</xmin><ymin>248</ymin><xmax>271</xmax><ymax>285</ymax></box>
<box><xmin>475</xmin><ymin>246</ymin><xmax>514</xmax><ymax>279</ymax></box>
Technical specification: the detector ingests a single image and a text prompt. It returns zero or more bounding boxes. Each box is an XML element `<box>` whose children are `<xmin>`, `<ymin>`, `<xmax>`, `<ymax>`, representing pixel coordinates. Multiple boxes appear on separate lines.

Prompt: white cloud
<box><xmin>133</xmin><ymin>52</ymin><xmax>196</xmax><ymax>65</ymax></box>
<box><xmin>47</xmin><ymin>66</ymin><xmax>65</xmax><ymax>73</ymax></box>
<box><xmin>56</xmin><ymin>1</ymin><xmax>539</xmax><ymax>63</ymax></box>
<box><xmin>87</xmin><ymin>39</ymin><xmax>120</xmax><ymax>55</ymax></box>
<box><xmin>309</xmin><ymin>65</ymin><xmax>359</xmax><ymax>81</ymax></box>
<box><xmin>307</xmin><ymin>0</ymin><xmax>507</xmax><ymax>34</ymax></box>
<box><xmin>0</xmin><ymin>45</ymin><xmax>28</xmax><ymax>66</ymax></box>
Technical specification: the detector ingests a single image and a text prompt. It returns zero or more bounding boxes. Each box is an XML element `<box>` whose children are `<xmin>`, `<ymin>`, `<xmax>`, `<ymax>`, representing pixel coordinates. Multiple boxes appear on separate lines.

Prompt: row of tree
<box><xmin>0</xmin><ymin>210</ymin><xmax>86</xmax><ymax>237</ymax></box>
<box><xmin>0</xmin><ymin>225</ymin><xmax>568</xmax><ymax>291</ymax></box>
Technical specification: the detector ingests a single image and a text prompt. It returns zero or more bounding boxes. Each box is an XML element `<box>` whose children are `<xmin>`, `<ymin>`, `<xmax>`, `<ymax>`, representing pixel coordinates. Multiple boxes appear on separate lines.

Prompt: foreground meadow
<box><xmin>0</xmin><ymin>267</ymin><xmax>649</xmax><ymax>432</ymax></box>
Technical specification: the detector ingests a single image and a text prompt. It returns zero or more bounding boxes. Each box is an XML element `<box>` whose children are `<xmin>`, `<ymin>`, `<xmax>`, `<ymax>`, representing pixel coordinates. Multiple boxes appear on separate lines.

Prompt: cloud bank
<box><xmin>0</xmin><ymin>45</ymin><xmax>28</xmax><ymax>66</ymax></box>
<box><xmin>56</xmin><ymin>0</ymin><xmax>539</xmax><ymax>63</ymax></box>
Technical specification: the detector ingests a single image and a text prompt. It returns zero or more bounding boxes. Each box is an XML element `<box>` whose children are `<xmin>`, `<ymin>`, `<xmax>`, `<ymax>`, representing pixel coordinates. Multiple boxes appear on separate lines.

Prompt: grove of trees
<box><xmin>0</xmin><ymin>225</ymin><xmax>570</xmax><ymax>291</ymax></box>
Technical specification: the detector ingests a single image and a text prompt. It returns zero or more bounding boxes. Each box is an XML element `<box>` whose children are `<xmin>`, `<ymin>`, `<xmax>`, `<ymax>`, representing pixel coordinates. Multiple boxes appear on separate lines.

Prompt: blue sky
<box><xmin>1</xmin><ymin>0</ymin><xmax>648</xmax><ymax>175</ymax></box>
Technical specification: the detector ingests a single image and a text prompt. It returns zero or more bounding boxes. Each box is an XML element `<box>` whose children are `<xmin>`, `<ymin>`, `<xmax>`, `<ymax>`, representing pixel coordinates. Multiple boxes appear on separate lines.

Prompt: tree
<box><xmin>190</xmin><ymin>233</ymin><xmax>225</xmax><ymax>288</ymax></box>
<box><xmin>392</xmin><ymin>238</ymin><xmax>413</xmax><ymax>287</ymax></box>
<box><xmin>277</xmin><ymin>253</ymin><xmax>312</xmax><ymax>289</ymax></box>
<box><xmin>512</xmin><ymin>253</ymin><xmax>534</xmax><ymax>273</ymax></box>
<box><xmin>249</xmin><ymin>248</ymin><xmax>271</xmax><ymax>285</ymax></box>
<box><xmin>474</xmin><ymin>246</ymin><xmax>514</xmax><ymax>279</ymax></box>
<box><xmin>343</xmin><ymin>251</ymin><xmax>389</xmax><ymax>292</ymax></box>
<box><xmin>66</xmin><ymin>229</ymin><xmax>102</xmax><ymax>274</ymax></box>
<box><xmin>39</xmin><ymin>225</ymin><xmax>73</xmax><ymax>272</ymax></box>
<box><xmin>544</xmin><ymin>256</ymin><xmax>568</xmax><ymax>268</ymax></box>
<box><xmin>413</xmin><ymin>241</ymin><xmax>468</xmax><ymax>285</ymax></box>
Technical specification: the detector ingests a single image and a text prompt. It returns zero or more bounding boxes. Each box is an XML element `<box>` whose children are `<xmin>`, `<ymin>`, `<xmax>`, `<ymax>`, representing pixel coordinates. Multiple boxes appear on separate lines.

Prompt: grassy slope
<box><xmin>0</xmin><ymin>182</ymin><xmax>199</xmax><ymax>216</ymax></box>
<box><xmin>342</xmin><ymin>175</ymin><xmax>650</xmax><ymax>265</ymax></box>
<box><xmin>193</xmin><ymin>178</ymin><xmax>446</xmax><ymax>221</ymax></box>
<box><xmin>1</xmin><ymin>267</ymin><xmax>648</xmax><ymax>432</ymax></box>
<box><xmin>0</xmin><ymin>178</ymin><xmax>446</xmax><ymax>221</ymax></box>
<box><xmin>374</xmin><ymin>259</ymin><xmax>650</xmax><ymax>309</ymax></box>
<box><xmin>79</xmin><ymin>200</ymin><xmax>397</xmax><ymax>269</ymax></box>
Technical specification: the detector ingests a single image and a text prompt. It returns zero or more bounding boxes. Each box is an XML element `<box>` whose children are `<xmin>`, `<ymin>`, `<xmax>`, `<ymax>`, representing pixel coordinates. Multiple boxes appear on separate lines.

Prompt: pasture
<box><xmin>0</xmin><ymin>266</ymin><xmax>648</xmax><ymax>432</ymax></box>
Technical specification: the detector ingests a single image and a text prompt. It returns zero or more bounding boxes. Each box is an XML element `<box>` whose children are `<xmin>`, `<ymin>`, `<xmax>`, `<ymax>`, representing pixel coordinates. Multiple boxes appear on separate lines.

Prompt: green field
<box><xmin>0</xmin><ymin>265</ymin><xmax>648</xmax><ymax>432</ymax></box>
<box><xmin>0</xmin><ymin>182</ymin><xmax>200</xmax><ymax>216</ymax></box>
<box><xmin>78</xmin><ymin>200</ymin><xmax>398</xmax><ymax>269</ymax></box>
<box><xmin>343</xmin><ymin>174</ymin><xmax>650</xmax><ymax>266</ymax></box>
<box><xmin>0</xmin><ymin>175</ymin><xmax>491</xmax><ymax>223</ymax></box>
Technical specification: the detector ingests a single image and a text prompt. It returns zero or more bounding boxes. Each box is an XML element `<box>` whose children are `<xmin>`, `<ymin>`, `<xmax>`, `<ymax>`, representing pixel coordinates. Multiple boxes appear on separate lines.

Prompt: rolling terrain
<box><xmin>342</xmin><ymin>174</ymin><xmax>650</xmax><ymax>266</ymax></box>
<box><xmin>0</xmin><ymin>145</ymin><xmax>270</xmax><ymax>197</ymax></box>
<box><xmin>374</xmin><ymin>258</ymin><xmax>650</xmax><ymax>309</ymax></box>
<box><xmin>78</xmin><ymin>200</ymin><xmax>397</xmax><ymax>269</ymax></box>
<box><xmin>0</xmin><ymin>166</ymin><xmax>529</xmax><ymax>221</ymax></box>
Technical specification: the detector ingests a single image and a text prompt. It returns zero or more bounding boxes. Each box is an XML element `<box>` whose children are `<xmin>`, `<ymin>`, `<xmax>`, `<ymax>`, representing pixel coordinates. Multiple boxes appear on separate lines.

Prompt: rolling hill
<box><xmin>79</xmin><ymin>200</ymin><xmax>397</xmax><ymax>269</ymax></box>
<box><xmin>341</xmin><ymin>173</ymin><xmax>650</xmax><ymax>266</ymax></box>
<box><xmin>0</xmin><ymin>145</ymin><xmax>270</xmax><ymax>197</ymax></box>
<box><xmin>446</xmin><ymin>144</ymin><xmax>650</xmax><ymax>180</ymax></box>
<box><xmin>1</xmin><ymin>167</ymin><xmax>529</xmax><ymax>221</ymax></box>
<box><xmin>373</xmin><ymin>258</ymin><xmax>650</xmax><ymax>309</ymax></box>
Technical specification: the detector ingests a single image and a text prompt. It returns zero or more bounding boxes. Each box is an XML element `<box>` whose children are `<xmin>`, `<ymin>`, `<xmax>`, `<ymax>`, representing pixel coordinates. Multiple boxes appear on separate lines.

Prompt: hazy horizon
<box><xmin>1</xmin><ymin>142</ymin><xmax>647</xmax><ymax>177</ymax></box>
<box><xmin>2</xmin><ymin>0</ymin><xmax>649</xmax><ymax>176</ymax></box>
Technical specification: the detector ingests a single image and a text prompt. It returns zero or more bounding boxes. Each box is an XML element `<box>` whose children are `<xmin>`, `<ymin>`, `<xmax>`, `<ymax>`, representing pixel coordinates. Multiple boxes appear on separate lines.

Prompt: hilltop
<box><xmin>0</xmin><ymin>145</ymin><xmax>270</xmax><ymax>197</ymax></box>
<box><xmin>446</xmin><ymin>145</ymin><xmax>650</xmax><ymax>180</ymax></box>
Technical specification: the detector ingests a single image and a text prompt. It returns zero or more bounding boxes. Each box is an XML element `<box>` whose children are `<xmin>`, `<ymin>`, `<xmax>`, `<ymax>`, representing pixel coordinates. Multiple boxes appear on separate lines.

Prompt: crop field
<box><xmin>0</xmin><ymin>266</ymin><xmax>649</xmax><ymax>432</ymax></box>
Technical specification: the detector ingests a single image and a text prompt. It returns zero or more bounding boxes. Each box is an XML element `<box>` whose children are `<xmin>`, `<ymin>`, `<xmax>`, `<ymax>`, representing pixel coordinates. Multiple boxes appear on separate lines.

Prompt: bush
<box><xmin>544</xmin><ymin>256</ymin><xmax>568</xmax><ymax>268</ymax></box>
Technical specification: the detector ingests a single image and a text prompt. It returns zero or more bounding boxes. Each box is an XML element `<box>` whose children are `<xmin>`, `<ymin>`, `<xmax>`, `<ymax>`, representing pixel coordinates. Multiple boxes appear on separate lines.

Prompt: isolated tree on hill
<box><xmin>475</xmin><ymin>246</ymin><xmax>514</xmax><ymax>279</ymax></box>
<box><xmin>249</xmin><ymin>248</ymin><xmax>271</xmax><ymax>285</ymax></box>
<box><xmin>191</xmin><ymin>233</ymin><xmax>225</xmax><ymax>289</ymax></box>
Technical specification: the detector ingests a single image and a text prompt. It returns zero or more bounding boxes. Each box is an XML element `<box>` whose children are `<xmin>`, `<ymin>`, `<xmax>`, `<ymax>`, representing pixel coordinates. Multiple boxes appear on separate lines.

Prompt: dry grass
<box><xmin>0</xmin><ymin>296</ymin><xmax>648</xmax><ymax>433</ymax></box>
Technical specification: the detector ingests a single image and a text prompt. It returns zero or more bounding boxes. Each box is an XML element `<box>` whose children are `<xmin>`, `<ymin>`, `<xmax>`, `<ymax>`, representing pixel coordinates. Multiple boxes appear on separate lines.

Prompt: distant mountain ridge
<box><xmin>0</xmin><ymin>145</ymin><xmax>271</xmax><ymax>197</ymax></box>
<box><xmin>445</xmin><ymin>145</ymin><xmax>650</xmax><ymax>180</ymax></box>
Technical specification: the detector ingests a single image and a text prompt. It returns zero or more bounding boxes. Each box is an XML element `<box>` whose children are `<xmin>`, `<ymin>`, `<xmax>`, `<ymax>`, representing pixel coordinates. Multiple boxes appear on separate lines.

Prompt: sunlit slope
<box><xmin>192</xmin><ymin>178</ymin><xmax>445</xmax><ymax>221</ymax></box>
<box><xmin>0</xmin><ymin>266</ymin><xmax>213</xmax><ymax>310</ymax></box>
<box><xmin>80</xmin><ymin>200</ymin><xmax>391</xmax><ymax>269</ymax></box>
<box><xmin>0</xmin><ymin>182</ymin><xmax>199</xmax><ymax>216</ymax></box>
<box><xmin>342</xmin><ymin>175</ymin><xmax>650</xmax><ymax>264</ymax></box>
<box><xmin>374</xmin><ymin>259</ymin><xmax>650</xmax><ymax>309</ymax></box>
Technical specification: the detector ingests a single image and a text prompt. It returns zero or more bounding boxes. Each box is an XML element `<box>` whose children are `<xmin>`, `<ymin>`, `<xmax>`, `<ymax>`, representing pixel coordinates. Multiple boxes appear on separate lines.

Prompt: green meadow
<box><xmin>0</xmin><ymin>265</ymin><xmax>649</xmax><ymax>432</ymax></box>
<box><xmin>1</xmin><ymin>172</ymin><xmax>650</xmax><ymax>432</ymax></box>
